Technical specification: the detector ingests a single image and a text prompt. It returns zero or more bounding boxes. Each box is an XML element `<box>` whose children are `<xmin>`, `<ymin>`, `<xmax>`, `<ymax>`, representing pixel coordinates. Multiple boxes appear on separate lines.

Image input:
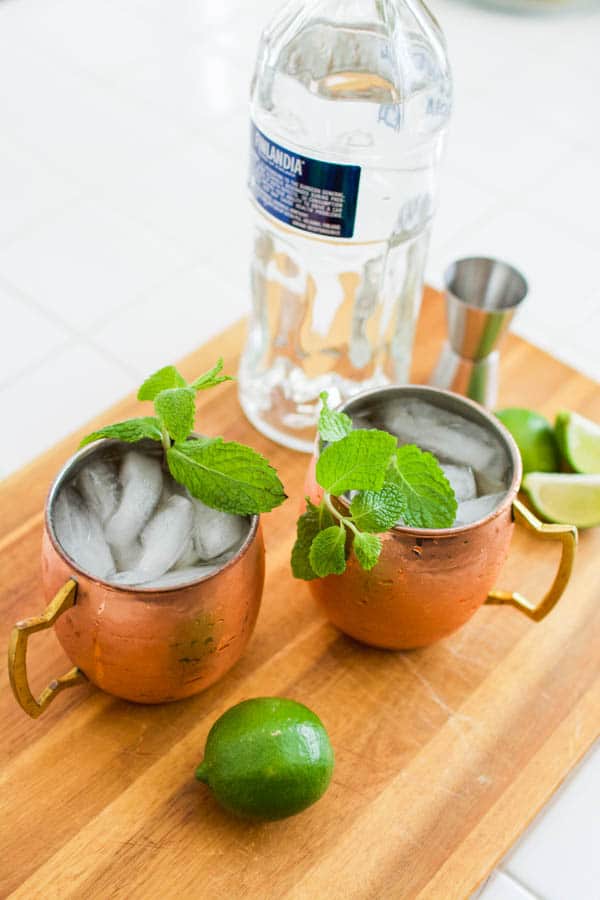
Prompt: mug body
<box><xmin>306</xmin><ymin>386</ymin><xmax>522</xmax><ymax>649</ymax></box>
<box><xmin>42</xmin><ymin>441</ymin><xmax>265</xmax><ymax>703</ymax></box>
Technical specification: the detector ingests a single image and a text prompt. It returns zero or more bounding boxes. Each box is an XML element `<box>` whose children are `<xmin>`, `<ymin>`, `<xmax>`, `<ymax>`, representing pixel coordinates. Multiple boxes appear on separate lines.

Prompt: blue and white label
<box><xmin>250</xmin><ymin>124</ymin><xmax>361</xmax><ymax>239</ymax></box>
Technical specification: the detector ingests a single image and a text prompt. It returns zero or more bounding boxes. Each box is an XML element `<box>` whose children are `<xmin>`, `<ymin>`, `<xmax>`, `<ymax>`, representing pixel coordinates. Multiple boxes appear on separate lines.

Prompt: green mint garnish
<box><xmin>80</xmin><ymin>417</ymin><xmax>163</xmax><ymax>447</ymax></box>
<box><xmin>81</xmin><ymin>360</ymin><xmax>286</xmax><ymax>517</ymax></box>
<box><xmin>138</xmin><ymin>365</ymin><xmax>187</xmax><ymax>401</ymax></box>
<box><xmin>309</xmin><ymin>525</ymin><xmax>347</xmax><ymax>578</ymax></box>
<box><xmin>352</xmin><ymin>532</ymin><xmax>382</xmax><ymax>571</ymax></box>
<box><xmin>349</xmin><ymin>483</ymin><xmax>405</xmax><ymax>533</ymax></box>
<box><xmin>385</xmin><ymin>445</ymin><xmax>457</xmax><ymax>529</ymax></box>
<box><xmin>191</xmin><ymin>358</ymin><xmax>234</xmax><ymax>391</ymax></box>
<box><xmin>316</xmin><ymin>429</ymin><xmax>397</xmax><ymax>496</ymax></box>
<box><xmin>318</xmin><ymin>391</ymin><xmax>353</xmax><ymax>443</ymax></box>
<box><xmin>167</xmin><ymin>439</ymin><xmax>286</xmax><ymax>515</ymax></box>
<box><xmin>291</xmin><ymin>499</ymin><xmax>334</xmax><ymax>580</ymax></box>
<box><xmin>291</xmin><ymin>392</ymin><xmax>457</xmax><ymax>581</ymax></box>
<box><xmin>154</xmin><ymin>387</ymin><xmax>196</xmax><ymax>443</ymax></box>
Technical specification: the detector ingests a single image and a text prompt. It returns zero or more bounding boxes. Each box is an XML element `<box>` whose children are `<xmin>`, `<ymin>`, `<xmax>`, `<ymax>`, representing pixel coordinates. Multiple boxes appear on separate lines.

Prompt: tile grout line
<box><xmin>0</xmin><ymin>187</ymin><xmax>87</xmax><ymax>255</ymax></box>
<box><xmin>0</xmin><ymin>271</ymin><xmax>80</xmax><ymax>339</ymax></box>
<box><xmin>0</xmin><ymin>252</ymin><xmax>242</xmax><ymax>390</ymax></box>
<box><xmin>0</xmin><ymin>273</ymin><xmax>139</xmax><ymax>390</ymax></box>
<box><xmin>84</xmin><ymin>335</ymin><xmax>149</xmax><ymax>383</ymax></box>
<box><xmin>46</xmin><ymin>34</ymin><xmax>249</xmax><ymax>145</ymax></box>
<box><xmin>433</xmin><ymin>141</ymin><xmax>599</xmax><ymax>257</ymax></box>
<box><xmin>497</xmin><ymin>866</ymin><xmax>544</xmax><ymax>899</ymax></box>
<box><xmin>0</xmin><ymin>336</ymin><xmax>76</xmax><ymax>394</ymax></box>
<box><xmin>0</xmin><ymin>103</ymin><xmax>208</xmax><ymax>266</ymax></box>
<box><xmin>77</xmin><ymin>251</ymin><xmax>228</xmax><ymax>335</ymax></box>
<box><xmin>0</xmin><ymin>238</ymin><xmax>197</xmax><ymax>340</ymax></box>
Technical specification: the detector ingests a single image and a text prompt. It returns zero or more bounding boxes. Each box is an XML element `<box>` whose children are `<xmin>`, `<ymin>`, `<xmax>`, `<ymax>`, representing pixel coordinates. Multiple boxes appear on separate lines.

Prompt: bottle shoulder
<box><xmin>254</xmin><ymin>0</ymin><xmax>452</xmax><ymax>101</ymax></box>
<box><xmin>251</xmin><ymin>0</ymin><xmax>452</xmax><ymax>158</ymax></box>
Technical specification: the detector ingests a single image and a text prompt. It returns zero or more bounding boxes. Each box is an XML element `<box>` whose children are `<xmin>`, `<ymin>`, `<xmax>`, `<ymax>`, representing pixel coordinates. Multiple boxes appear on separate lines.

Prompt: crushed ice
<box><xmin>53</xmin><ymin>449</ymin><xmax>249</xmax><ymax>588</ymax></box>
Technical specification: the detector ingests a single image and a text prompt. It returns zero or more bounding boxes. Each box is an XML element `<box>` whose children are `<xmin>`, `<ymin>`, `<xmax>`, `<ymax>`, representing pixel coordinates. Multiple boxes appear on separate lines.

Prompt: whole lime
<box><xmin>195</xmin><ymin>697</ymin><xmax>335</xmax><ymax>820</ymax></box>
<box><xmin>496</xmin><ymin>407</ymin><xmax>560</xmax><ymax>475</ymax></box>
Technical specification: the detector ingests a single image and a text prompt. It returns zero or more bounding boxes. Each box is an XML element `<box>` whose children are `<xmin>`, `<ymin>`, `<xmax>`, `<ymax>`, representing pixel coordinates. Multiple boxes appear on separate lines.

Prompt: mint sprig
<box><xmin>386</xmin><ymin>445</ymin><xmax>458</xmax><ymax>529</ymax></box>
<box><xmin>309</xmin><ymin>526</ymin><xmax>347</xmax><ymax>577</ymax></box>
<box><xmin>316</xmin><ymin>429</ymin><xmax>397</xmax><ymax>496</ymax></box>
<box><xmin>349</xmin><ymin>483</ymin><xmax>405</xmax><ymax>532</ymax></box>
<box><xmin>291</xmin><ymin>392</ymin><xmax>457</xmax><ymax>580</ymax></box>
<box><xmin>154</xmin><ymin>387</ymin><xmax>196</xmax><ymax>442</ymax></box>
<box><xmin>80</xmin><ymin>416</ymin><xmax>163</xmax><ymax>447</ymax></box>
<box><xmin>191</xmin><ymin>359</ymin><xmax>234</xmax><ymax>392</ymax></box>
<box><xmin>291</xmin><ymin>499</ymin><xmax>334</xmax><ymax>580</ymax></box>
<box><xmin>81</xmin><ymin>360</ymin><xmax>286</xmax><ymax>516</ymax></box>
<box><xmin>353</xmin><ymin>532</ymin><xmax>382</xmax><ymax>571</ymax></box>
<box><xmin>167</xmin><ymin>439</ymin><xmax>285</xmax><ymax>515</ymax></box>
<box><xmin>138</xmin><ymin>365</ymin><xmax>187</xmax><ymax>400</ymax></box>
<box><xmin>318</xmin><ymin>391</ymin><xmax>353</xmax><ymax>443</ymax></box>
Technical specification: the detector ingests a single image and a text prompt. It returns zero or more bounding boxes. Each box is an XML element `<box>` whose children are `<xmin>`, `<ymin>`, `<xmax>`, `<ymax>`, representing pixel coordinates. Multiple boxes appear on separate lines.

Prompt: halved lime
<box><xmin>523</xmin><ymin>472</ymin><xmax>600</xmax><ymax>528</ymax></box>
<box><xmin>496</xmin><ymin>408</ymin><xmax>560</xmax><ymax>475</ymax></box>
<box><xmin>555</xmin><ymin>410</ymin><xmax>600</xmax><ymax>474</ymax></box>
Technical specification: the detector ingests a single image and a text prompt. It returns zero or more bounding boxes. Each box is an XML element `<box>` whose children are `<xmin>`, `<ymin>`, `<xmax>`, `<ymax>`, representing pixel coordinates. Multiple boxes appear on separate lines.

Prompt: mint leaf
<box><xmin>191</xmin><ymin>358</ymin><xmax>233</xmax><ymax>392</ymax></box>
<box><xmin>316</xmin><ymin>429</ymin><xmax>397</xmax><ymax>496</ymax></box>
<box><xmin>291</xmin><ymin>499</ymin><xmax>334</xmax><ymax>580</ymax></box>
<box><xmin>155</xmin><ymin>387</ymin><xmax>196</xmax><ymax>442</ymax></box>
<box><xmin>80</xmin><ymin>417</ymin><xmax>163</xmax><ymax>448</ymax></box>
<box><xmin>386</xmin><ymin>444</ymin><xmax>457</xmax><ymax>529</ymax></box>
<box><xmin>309</xmin><ymin>525</ymin><xmax>347</xmax><ymax>577</ymax></box>
<box><xmin>350</xmin><ymin>483</ymin><xmax>405</xmax><ymax>532</ymax></box>
<box><xmin>353</xmin><ymin>532</ymin><xmax>382</xmax><ymax>571</ymax></box>
<box><xmin>167</xmin><ymin>439</ymin><xmax>286</xmax><ymax>515</ymax></box>
<box><xmin>318</xmin><ymin>391</ymin><xmax>353</xmax><ymax>443</ymax></box>
<box><xmin>138</xmin><ymin>365</ymin><xmax>186</xmax><ymax>401</ymax></box>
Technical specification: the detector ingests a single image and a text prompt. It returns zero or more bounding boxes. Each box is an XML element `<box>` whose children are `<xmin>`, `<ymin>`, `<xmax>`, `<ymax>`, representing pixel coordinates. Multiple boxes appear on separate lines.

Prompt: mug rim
<box><xmin>323</xmin><ymin>384</ymin><xmax>522</xmax><ymax>539</ymax></box>
<box><xmin>45</xmin><ymin>438</ymin><xmax>260</xmax><ymax>594</ymax></box>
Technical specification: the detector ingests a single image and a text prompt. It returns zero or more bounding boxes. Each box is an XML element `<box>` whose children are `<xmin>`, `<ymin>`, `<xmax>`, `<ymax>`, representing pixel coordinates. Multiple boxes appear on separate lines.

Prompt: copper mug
<box><xmin>305</xmin><ymin>386</ymin><xmax>577</xmax><ymax>649</ymax></box>
<box><xmin>9</xmin><ymin>440</ymin><xmax>265</xmax><ymax>718</ymax></box>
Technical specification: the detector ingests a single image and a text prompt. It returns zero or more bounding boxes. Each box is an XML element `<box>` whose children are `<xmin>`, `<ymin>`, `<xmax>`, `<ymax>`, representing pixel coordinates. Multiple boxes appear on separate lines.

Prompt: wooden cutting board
<box><xmin>1</xmin><ymin>289</ymin><xmax>599</xmax><ymax>900</ymax></box>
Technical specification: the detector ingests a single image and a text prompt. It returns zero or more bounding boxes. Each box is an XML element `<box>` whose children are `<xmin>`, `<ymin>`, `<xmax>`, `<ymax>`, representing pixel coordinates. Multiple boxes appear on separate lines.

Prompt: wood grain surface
<box><xmin>1</xmin><ymin>290</ymin><xmax>599</xmax><ymax>899</ymax></box>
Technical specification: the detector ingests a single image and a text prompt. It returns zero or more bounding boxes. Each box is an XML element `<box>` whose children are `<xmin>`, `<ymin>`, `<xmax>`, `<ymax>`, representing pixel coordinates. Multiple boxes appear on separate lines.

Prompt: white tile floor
<box><xmin>0</xmin><ymin>0</ymin><xmax>598</xmax><ymax>895</ymax></box>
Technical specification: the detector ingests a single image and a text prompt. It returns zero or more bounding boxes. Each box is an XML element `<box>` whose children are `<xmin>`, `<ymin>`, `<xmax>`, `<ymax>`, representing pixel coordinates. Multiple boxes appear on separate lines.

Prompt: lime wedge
<box><xmin>523</xmin><ymin>472</ymin><xmax>600</xmax><ymax>528</ymax></box>
<box><xmin>555</xmin><ymin>410</ymin><xmax>600</xmax><ymax>474</ymax></box>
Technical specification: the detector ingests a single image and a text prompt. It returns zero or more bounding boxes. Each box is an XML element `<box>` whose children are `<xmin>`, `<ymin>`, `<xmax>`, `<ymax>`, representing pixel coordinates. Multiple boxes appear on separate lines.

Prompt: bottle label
<box><xmin>250</xmin><ymin>123</ymin><xmax>361</xmax><ymax>239</ymax></box>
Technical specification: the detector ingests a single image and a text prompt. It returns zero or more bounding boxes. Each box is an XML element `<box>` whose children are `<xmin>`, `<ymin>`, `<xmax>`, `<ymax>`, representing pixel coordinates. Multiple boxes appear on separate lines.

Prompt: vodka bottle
<box><xmin>239</xmin><ymin>0</ymin><xmax>452</xmax><ymax>452</ymax></box>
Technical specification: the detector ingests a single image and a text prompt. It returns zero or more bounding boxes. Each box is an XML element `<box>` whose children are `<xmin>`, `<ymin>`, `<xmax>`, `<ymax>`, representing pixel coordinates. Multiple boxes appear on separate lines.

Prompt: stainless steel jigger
<box><xmin>429</xmin><ymin>256</ymin><xmax>528</xmax><ymax>408</ymax></box>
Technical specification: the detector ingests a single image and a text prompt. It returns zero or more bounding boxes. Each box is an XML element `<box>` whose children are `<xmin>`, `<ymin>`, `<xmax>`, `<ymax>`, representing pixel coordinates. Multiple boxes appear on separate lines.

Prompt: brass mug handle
<box><xmin>486</xmin><ymin>498</ymin><xmax>578</xmax><ymax>621</ymax></box>
<box><xmin>8</xmin><ymin>579</ymin><xmax>86</xmax><ymax>718</ymax></box>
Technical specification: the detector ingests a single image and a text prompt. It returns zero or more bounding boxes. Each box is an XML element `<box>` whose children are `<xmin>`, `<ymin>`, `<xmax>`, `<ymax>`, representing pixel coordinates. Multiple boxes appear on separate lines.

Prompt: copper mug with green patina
<box><xmin>9</xmin><ymin>439</ymin><xmax>265</xmax><ymax>717</ymax></box>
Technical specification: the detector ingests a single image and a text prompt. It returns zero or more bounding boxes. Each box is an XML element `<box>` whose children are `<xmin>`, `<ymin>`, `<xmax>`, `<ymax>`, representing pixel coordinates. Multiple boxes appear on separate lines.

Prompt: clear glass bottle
<box><xmin>239</xmin><ymin>0</ymin><xmax>452</xmax><ymax>452</ymax></box>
